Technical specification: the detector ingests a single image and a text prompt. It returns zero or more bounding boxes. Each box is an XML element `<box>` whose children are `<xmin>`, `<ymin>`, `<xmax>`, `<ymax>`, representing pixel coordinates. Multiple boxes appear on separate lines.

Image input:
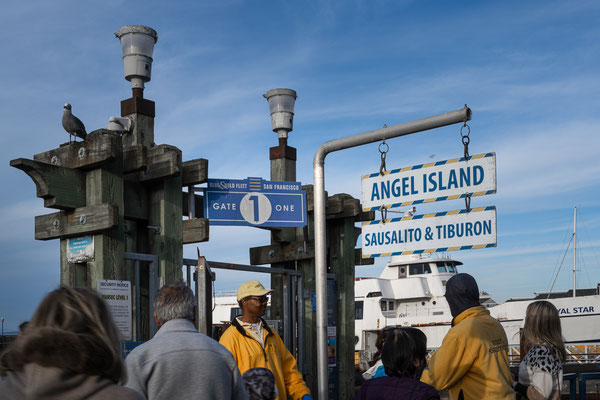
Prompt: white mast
<box><xmin>573</xmin><ymin>207</ymin><xmax>577</xmax><ymax>297</ymax></box>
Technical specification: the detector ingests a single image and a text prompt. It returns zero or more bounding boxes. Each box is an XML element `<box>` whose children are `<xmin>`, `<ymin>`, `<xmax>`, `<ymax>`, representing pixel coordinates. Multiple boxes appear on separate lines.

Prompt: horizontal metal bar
<box><xmin>124</xmin><ymin>252</ymin><xmax>159</xmax><ymax>262</ymax></box>
<box><xmin>182</xmin><ymin>258</ymin><xmax>303</xmax><ymax>276</ymax></box>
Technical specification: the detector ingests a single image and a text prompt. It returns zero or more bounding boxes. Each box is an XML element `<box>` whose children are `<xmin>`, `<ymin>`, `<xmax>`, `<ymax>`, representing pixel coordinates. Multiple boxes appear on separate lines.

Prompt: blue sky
<box><xmin>1</xmin><ymin>0</ymin><xmax>599</xmax><ymax>331</ymax></box>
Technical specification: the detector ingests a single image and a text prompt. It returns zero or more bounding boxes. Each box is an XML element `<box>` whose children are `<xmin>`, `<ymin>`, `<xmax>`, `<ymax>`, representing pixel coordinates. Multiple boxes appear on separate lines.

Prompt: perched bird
<box><xmin>62</xmin><ymin>103</ymin><xmax>87</xmax><ymax>142</ymax></box>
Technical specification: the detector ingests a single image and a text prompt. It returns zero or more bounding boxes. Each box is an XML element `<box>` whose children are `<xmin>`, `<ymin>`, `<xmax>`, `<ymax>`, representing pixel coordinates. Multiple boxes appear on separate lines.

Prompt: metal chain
<box><xmin>460</xmin><ymin>118</ymin><xmax>472</xmax><ymax>212</ymax></box>
<box><xmin>379</xmin><ymin>135</ymin><xmax>389</xmax><ymax>175</ymax></box>
<box><xmin>460</xmin><ymin>122</ymin><xmax>470</xmax><ymax>160</ymax></box>
<box><xmin>380</xmin><ymin>206</ymin><xmax>388</xmax><ymax>224</ymax></box>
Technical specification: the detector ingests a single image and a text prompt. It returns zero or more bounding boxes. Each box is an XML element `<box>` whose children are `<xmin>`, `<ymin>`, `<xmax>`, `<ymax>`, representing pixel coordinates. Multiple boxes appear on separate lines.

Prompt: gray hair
<box><xmin>154</xmin><ymin>282</ymin><xmax>196</xmax><ymax>324</ymax></box>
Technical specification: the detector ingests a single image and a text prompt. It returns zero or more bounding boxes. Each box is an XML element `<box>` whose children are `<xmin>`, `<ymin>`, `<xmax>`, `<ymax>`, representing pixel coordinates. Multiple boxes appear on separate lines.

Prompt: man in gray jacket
<box><xmin>125</xmin><ymin>283</ymin><xmax>248</xmax><ymax>400</ymax></box>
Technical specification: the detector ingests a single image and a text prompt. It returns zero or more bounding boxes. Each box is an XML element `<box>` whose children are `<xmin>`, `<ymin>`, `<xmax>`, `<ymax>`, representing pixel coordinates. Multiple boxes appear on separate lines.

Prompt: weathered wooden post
<box><xmin>10</xmin><ymin>25</ymin><xmax>209</xmax><ymax>340</ymax></box>
<box><xmin>253</xmin><ymin>88</ymin><xmax>375</xmax><ymax>398</ymax></box>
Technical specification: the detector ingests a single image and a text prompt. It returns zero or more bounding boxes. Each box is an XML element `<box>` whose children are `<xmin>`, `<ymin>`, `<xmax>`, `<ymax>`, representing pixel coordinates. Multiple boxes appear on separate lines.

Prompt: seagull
<box><xmin>62</xmin><ymin>103</ymin><xmax>87</xmax><ymax>142</ymax></box>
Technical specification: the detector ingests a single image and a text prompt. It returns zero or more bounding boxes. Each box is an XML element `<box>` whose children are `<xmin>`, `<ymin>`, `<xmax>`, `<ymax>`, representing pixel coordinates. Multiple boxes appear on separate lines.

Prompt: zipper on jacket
<box><xmin>232</xmin><ymin>317</ymin><xmax>273</xmax><ymax>363</ymax></box>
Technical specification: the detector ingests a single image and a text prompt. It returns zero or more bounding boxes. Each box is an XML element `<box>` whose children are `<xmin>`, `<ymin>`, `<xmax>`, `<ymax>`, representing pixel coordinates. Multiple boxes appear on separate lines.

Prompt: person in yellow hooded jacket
<box><xmin>220</xmin><ymin>280</ymin><xmax>312</xmax><ymax>400</ymax></box>
<box><xmin>421</xmin><ymin>273</ymin><xmax>515</xmax><ymax>400</ymax></box>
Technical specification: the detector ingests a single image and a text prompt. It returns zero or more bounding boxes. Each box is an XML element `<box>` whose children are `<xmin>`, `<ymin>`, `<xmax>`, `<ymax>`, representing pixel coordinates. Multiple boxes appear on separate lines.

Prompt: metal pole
<box><xmin>186</xmin><ymin>265</ymin><xmax>191</xmax><ymax>288</ymax></box>
<box><xmin>298</xmin><ymin>275</ymin><xmax>305</xmax><ymax>374</ymax></box>
<box><xmin>573</xmin><ymin>207</ymin><xmax>577</xmax><ymax>297</ymax></box>
<box><xmin>312</xmin><ymin>106</ymin><xmax>471</xmax><ymax>399</ymax></box>
<box><xmin>188</xmin><ymin>185</ymin><xmax>196</xmax><ymax>219</ymax></box>
<box><xmin>283</xmin><ymin>273</ymin><xmax>291</xmax><ymax>350</ymax></box>
<box><xmin>135</xmin><ymin>260</ymin><xmax>140</xmax><ymax>341</ymax></box>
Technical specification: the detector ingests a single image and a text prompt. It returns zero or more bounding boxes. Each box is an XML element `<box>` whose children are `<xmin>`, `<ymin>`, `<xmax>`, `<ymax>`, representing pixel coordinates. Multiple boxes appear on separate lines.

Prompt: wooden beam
<box><xmin>125</xmin><ymin>145</ymin><xmax>182</xmax><ymax>182</ymax></box>
<box><xmin>10</xmin><ymin>158</ymin><xmax>86</xmax><ymax>210</ymax></box>
<box><xmin>182</xmin><ymin>218</ymin><xmax>209</xmax><ymax>244</ymax></box>
<box><xmin>249</xmin><ymin>240</ymin><xmax>314</xmax><ymax>265</ymax></box>
<box><xmin>34</xmin><ymin>130</ymin><xmax>120</xmax><ymax>170</ymax></box>
<box><xmin>326</xmin><ymin>194</ymin><xmax>361</xmax><ymax>219</ymax></box>
<box><xmin>123</xmin><ymin>145</ymin><xmax>147</xmax><ymax>173</ymax></box>
<box><xmin>35</xmin><ymin>204</ymin><xmax>119</xmax><ymax>240</ymax></box>
<box><xmin>182</xmin><ymin>158</ymin><xmax>208</xmax><ymax>186</ymax></box>
<box><xmin>124</xmin><ymin>182</ymin><xmax>148</xmax><ymax>221</ymax></box>
<box><xmin>355</xmin><ymin>248</ymin><xmax>374</xmax><ymax>265</ymax></box>
<box><xmin>356</xmin><ymin>210</ymin><xmax>375</xmax><ymax>222</ymax></box>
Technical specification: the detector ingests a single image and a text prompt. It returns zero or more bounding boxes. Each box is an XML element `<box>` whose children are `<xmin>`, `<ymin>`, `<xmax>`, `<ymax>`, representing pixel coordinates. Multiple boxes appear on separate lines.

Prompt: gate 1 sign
<box><xmin>361</xmin><ymin>153</ymin><xmax>496</xmax><ymax>211</ymax></box>
<box><xmin>361</xmin><ymin>206</ymin><xmax>497</xmax><ymax>258</ymax></box>
<box><xmin>203</xmin><ymin>177</ymin><xmax>307</xmax><ymax>227</ymax></box>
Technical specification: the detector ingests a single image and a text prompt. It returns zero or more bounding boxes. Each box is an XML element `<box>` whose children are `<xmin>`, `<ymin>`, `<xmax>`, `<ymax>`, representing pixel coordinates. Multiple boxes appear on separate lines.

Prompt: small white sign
<box><xmin>97</xmin><ymin>280</ymin><xmax>132</xmax><ymax>341</ymax></box>
<box><xmin>361</xmin><ymin>153</ymin><xmax>496</xmax><ymax>211</ymax></box>
<box><xmin>67</xmin><ymin>236</ymin><xmax>94</xmax><ymax>263</ymax></box>
<box><xmin>361</xmin><ymin>206</ymin><xmax>497</xmax><ymax>257</ymax></box>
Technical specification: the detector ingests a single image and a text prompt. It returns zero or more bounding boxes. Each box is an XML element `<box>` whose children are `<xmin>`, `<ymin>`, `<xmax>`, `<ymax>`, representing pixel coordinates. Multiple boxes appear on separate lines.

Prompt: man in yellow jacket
<box><xmin>421</xmin><ymin>273</ymin><xmax>515</xmax><ymax>400</ymax></box>
<box><xmin>220</xmin><ymin>280</ymin><xmax>312</xmax><ymax>400</ymax></box>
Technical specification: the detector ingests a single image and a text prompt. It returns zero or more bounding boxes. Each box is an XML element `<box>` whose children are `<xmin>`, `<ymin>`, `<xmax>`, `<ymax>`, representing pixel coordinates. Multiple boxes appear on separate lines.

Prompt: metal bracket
<box><xmin>147</xmin><ymin>225</ymin><xmax>162</xmax><ymax>234</ymax></box>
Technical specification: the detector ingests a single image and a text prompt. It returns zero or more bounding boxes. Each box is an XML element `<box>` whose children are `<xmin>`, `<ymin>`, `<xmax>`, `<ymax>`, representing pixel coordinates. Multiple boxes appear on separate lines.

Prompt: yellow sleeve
<box><xmin>274</xmin><ymin>333</ymin><xmax>311</xmax><ymax>400</ymax></box>
<box><xmin>421</xmin><ymin>331</ymin><xmax>474</xmax><ymax>390</ymax></box>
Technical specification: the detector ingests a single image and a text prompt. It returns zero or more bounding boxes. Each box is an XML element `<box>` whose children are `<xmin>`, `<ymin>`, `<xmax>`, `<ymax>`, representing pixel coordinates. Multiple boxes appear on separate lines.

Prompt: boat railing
<box><xmin>214</xmin><ymin>290</ymin><xmax>237</xmax><ymax>298</ymax></box>
<box><xmin>506</xmin><ymin>343</ymin><xmax>600</xmax><ymax>366</ymax></box>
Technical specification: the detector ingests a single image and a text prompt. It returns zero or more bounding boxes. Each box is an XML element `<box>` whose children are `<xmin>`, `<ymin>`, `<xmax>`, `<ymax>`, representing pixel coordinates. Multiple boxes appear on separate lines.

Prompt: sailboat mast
<box><xmin>573</xmin><ymin>207</ymin><xmax>577</xmax><ymax>297</ymax></box>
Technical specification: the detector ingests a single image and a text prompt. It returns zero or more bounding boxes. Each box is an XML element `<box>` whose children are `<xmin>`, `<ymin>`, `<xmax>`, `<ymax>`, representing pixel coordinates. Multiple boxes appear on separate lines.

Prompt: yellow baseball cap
<box><xmin>237</xmin><ymin>280</ymin><xmax>274</xmax><ymax>301</ymax></box>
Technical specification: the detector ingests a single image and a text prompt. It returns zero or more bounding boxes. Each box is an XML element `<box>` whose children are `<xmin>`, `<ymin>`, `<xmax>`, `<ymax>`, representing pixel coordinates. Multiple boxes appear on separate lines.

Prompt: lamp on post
<box><xmin>115</xmin><ymin>25</ymin><xmax>158</xmax><ymax>98</ymax></box>
<box><xmin>263</xmin><ymin>88</ymin><xmax>297</xmax><ymax>141</ymax></box>
<box><xmin>264</xmin><ymin>88</ymin><xmax>298</xmax><ymax>182</ymax></box>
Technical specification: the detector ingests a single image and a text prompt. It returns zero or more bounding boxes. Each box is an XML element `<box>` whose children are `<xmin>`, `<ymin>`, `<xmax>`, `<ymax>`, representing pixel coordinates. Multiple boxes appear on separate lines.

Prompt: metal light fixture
<box><xmin>115</xmin><ymin>25</ymin><xmax>158</xmax><ymax>93</ymax></box>
<box><xmin>263</xmin><ymin>88</ymin><xmax>297</xmax><ymax>139</ymax></box>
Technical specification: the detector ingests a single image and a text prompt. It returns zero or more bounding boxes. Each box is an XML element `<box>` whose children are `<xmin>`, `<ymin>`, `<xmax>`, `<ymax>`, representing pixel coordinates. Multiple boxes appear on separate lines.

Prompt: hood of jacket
<box><xmin>445</xmin><ymin>273</ymin><xmax>480</xmax><ymax>318</ymax></box>
<box><xmin>0</xmin><ymin>363</ymin><xmax>116</xmax><ymax>400</ymax></box>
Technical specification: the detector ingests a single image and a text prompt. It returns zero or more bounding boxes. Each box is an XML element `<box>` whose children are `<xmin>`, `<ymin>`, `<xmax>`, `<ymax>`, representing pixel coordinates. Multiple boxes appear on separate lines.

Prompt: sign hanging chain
<box><xmin>460</xmin><ymin>115</ymin><xmax>472</xmax><ymax>212</ymax></box>
<box><xmin>379</xmin><ymin>126</ymin><xmax>389</xmax><ymax>223</ymax></box>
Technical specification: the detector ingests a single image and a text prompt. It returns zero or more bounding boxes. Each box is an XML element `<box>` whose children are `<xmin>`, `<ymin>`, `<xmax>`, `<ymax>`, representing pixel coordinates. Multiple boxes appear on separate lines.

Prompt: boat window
<box><xmin>366</xmin><ymin>291</ymin><xmax>382</xmax><ymax>298</ymax></box>
<box><xmin>380</xmin><ymin>300</ymin><xmax>387</xmax><ymax>311</ymax></box>
<box><xmin>424</xmin><ymin>264</ymin><xmax>431</xmax><ymax>274</ymax></box>
<box><xmin>388</xmin><ymin>301</ymin><xmax>395</xmax><ymax>310</ymax></box>
<box><xmin>447</xmin><ymin>263</ymin><xmax>456</xmax><ymax>273</ymax></box>
<box><xmin>437</xmin><ymin>264</ymin><xmax>447</xmax><ymax>273</ymax></box>
<box><xmin>355</xmin><ymin>301</ymin><xmax>364</xmax><ymax>320</ymax></box>
<box><xmin>409</xmin><ymin>263</ymin><xmax>427</xmax><ymax>275</ymax></box>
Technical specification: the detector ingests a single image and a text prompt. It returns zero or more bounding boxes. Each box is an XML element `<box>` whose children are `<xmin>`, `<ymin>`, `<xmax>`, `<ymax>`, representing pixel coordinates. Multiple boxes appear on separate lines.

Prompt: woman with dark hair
<box><xmin>514</xmin><ymin>301</ymin><xmax>566</xmax><ymax>400</ymax></box>
<box><xmin>352</xmin><ymin>328</ymin><xmax>439</xmax><ymax>400</ymax></box>
<box><xmin>362</xmin><ymin>326</ymin><xmax>395</xmax><ymax>380</ymax></box>
<box><xmin>0</xmin><ymin>286</ymin><xmax>143</xmax><ymax>399</ymax></box>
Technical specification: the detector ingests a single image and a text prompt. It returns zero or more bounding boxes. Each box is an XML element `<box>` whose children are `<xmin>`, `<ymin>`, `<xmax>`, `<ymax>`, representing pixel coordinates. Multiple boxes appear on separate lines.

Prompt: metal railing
<box><xmin>507</xmin><ymin>343</ymin><xmax>600</xmax><ymax>365</ymax></box>
<box><xmin>124</xmin><ymin>252</ymin><xmax>159</xmax><ymax>340</ymax></box>
<box><xmin>182</xmin><ymin>258</ymin><xmax>306</xmax><ymax>374</ymax></box>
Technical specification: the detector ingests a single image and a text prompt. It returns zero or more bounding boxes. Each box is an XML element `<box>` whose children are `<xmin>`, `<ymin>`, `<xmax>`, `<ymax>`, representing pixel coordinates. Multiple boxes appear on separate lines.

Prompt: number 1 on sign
<box><xmin>249</xmin><ymin>195</ymin><xmax>259</xmax><ymax>222</ymax></box>
<box><xmin>240</xmin><ymin>193</ymin><xmax>272</xmax><ymax>225</ymax></box>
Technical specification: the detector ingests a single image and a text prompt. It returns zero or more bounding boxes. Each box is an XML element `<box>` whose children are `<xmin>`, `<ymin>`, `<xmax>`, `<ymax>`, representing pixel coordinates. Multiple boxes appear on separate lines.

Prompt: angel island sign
<box><xmin>360</xmin><ymin>153</ymin><xmax>497</xmax><ymax>257</ymax></box>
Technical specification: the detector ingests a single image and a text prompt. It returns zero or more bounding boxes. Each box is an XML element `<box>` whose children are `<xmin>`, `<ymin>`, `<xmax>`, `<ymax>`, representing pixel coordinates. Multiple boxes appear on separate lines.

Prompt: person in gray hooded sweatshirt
<box><xmin>421</xmin><ymin>273</ymin><xmax>514</xmax><ymax>400</ymax></box>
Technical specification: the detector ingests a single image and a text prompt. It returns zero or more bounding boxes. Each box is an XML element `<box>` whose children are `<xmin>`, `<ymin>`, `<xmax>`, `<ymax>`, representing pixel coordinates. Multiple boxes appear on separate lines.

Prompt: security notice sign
<box><xmin>361</xmin><ymin>206</ymin><xmax>497</xmax><ymax>258</ymax></box>
<box><xmin>97</xmin><ymin>280</ymin><xmax>132</xmax><ymax>340</ymax></box>
<box><xmin>361</xmin><ymin>153</ymin><xmax>496</xmax><ymax>211</ymax></box>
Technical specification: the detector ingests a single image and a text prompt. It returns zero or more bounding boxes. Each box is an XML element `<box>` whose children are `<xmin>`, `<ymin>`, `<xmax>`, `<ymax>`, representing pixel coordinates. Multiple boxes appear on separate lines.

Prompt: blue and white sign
<box><xmin>67</xmin><ymin>236</ymin><xmax>94</xmax><ymax>263</ymax></box>
<box><xmin>361</xmin><ymin>206</ymin><xmax>497</xmax><ymax>258</ymax></box>
<box><xmin>361</xmin><ymin>153</ymin><xmax>496</xmax><ymax>211</ymax></box>
<box><xmin>203</xmin><ymin>177</ymin><xmax>307</xmax><ymax>227</ymax></box>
